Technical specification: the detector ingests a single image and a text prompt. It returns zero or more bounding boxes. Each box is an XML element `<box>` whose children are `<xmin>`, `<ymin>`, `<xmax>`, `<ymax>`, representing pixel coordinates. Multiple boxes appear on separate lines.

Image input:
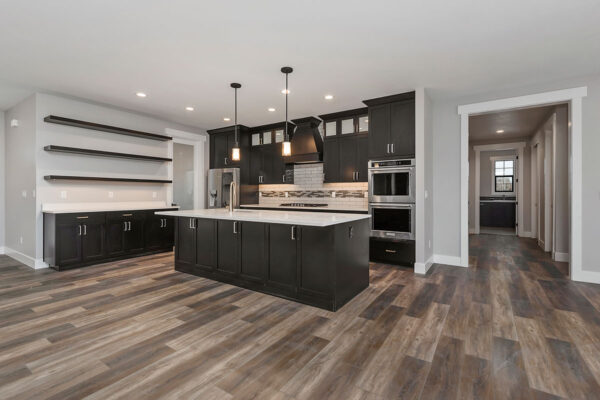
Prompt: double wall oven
<box><xmin>368</xmin><ymin>159</ymin><xmax>415</xmax><ymax>240</ymax></box>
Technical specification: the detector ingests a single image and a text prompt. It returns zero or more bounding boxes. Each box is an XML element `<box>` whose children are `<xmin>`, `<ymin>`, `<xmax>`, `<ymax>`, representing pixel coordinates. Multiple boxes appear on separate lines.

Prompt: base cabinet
<box><xmin>174</xmin><ymin>217</ymin><xmax>370</xmax><ymax>311</ymax></box>
<box><xmin>44</xmin><ymin>208</ymin><xmax>175</xmax><ymax>271</ymax></box>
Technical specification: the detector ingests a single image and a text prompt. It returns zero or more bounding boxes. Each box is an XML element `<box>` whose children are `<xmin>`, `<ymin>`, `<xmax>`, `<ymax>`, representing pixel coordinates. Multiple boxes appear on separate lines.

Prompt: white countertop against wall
<box><xmin>240</xmin><ymin>204</ymin><xmax>369</xmax><ymax>213</ymax></box>
<box><xmin>42</xmin><ymin>201</ymin><xmax>178</xmax><ymax>214</ymax></box>
<box><xmin>157</xmin><ymin>208</ymin><xmax>370</xmax><ymax>227</ymax></box>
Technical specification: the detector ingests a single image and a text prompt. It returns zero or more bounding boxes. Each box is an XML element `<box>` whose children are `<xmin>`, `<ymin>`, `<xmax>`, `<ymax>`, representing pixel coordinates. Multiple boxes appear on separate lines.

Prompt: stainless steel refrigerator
<box><xmin>207</xmin><ymin>168</ymin><xmax>240</xmax><ymax>209</ymax></box>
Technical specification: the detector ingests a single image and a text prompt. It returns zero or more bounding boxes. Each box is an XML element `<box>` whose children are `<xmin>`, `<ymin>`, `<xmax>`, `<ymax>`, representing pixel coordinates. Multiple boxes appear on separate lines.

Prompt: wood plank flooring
<box><xmin>1</xmin><ymin>234</ymin><xmax>600</xmax><ymax>399</ymax></box>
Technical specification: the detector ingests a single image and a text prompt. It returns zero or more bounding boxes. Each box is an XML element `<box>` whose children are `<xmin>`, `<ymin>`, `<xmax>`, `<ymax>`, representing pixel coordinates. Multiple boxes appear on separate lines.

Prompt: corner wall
<box><xmin>0</xmin><ymin>112</ymin><xmax>5</xmax><ymax>250</ymax></box>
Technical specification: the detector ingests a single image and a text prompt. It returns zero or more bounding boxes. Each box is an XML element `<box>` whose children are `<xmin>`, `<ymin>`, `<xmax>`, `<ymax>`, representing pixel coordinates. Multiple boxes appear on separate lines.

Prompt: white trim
<box><xmin>572</xmin><ymin>269</ymin><xmax>600</xmax><ymax>285</ymax></box>
<box><xmin>459</xmin><ymin>87</ymin><xmax>587</xmax><ymax>281</ymax></box>
<box><xmin>433</xmin><ymin>254</ymin><xmax>464</xmax><ymax>267</ymax></box>
<box><xmin>414</xmin><ymin>88</ymin><xmax>426</xmax><ymax>268</ymax></box>
<box><xmin>0</xmin><ymin>246</ymin><xmax>5</xmax><ymax>254</ymax></box>
<box><xmin>414</xmin><ymin>255</ymin><xmax>433</xmax><ymax>275</ymax></box>
<box><xmin>521</xmin><ymin>231</ymin><xmax>534</xmax><ymax>238</ymax></box>
<box><xmin>554</xmin><ymin>252</ymin><xmax>569</xmax><ymax>263</ymax></box>
<box><xmin>3</xmin><ymin>247</ymin><xmax>48</xmax><ymax>269</ymax></box>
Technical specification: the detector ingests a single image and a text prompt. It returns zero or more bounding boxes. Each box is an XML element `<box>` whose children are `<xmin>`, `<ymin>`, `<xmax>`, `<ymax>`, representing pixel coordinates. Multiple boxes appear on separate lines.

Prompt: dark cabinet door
<box><xmin>269</xmin><ymin>143</ymin><xmax>286</xmax><ymax>184</ymax></box>
<box><xmin>249</xmin><ymin>147</ymin><xmax>263</xmax><ymax>185</ymax></box>
<box><xmin>323</xmin><ymin>139</ymin><xmax>340</xmax><ymax>183</ymax></box>
<box><xmin>240</xmin><ymin>222</ymin><xmax>267</xmax><ymax>282</ymax></box>
<box><xmin>144</xmin><ymin>214</ymin><xmax>164</xmax><ymax>251</ymax></box>
<box><xmin>368</xmin><ymin>103</ymin><xmax>391</xmax><ymax>159</ymax></box>
<box><xmin>268</xmin><ymin>224</ymin><xmax>297</xmax><ymax>291</ymax></box>
<box><xmin>176</xmin><ymin>217</ymin><xmax>197</xmax><ymax>265</ymax></box>
<box><xmin>390</xmin><ymin>100</ymin><xmax>415</xmax><ymax>157</ymax></box>
<box><xmin>212</xmin><ymin>134</ymin><xmax>229</xmax><ymax>168</ymax></box>
<box><xmin>81</xmin><ymin>219</ymin><xmax>105</xmax><ymax>262</ymax></box>
<box><xmin>196</xmin><ymin>218</ymin><xmax>216</xmax><ymax>271</ymax></box>
<box><xmin>124</xmin><ymin>216</ymin><xmax>145</xmax><ymax>253</ymax></box>
<box><xmin>56</xmin><ymin>223</ymin><xmax>82</xmax><ymax>266</ymax></box>
<box><xmin>217</xmin><ymin>220</ymin><xmax>239</xmax><ymax>276</ymax></box>
<box><xmin>162</xmin><ymin>216</ymin><xmax>174</xmax><ymax>248</ymax></box>
<box><xmin>338</xmin><ymin>136</ymin><xmax>357</xmax><ymax>182</ymax></box>
<box><xmin>261</xmin><ymin>146</ymin><xmax>276</xmax><ymax>184</ymax></box>
<box><xmin>298</xmin><ymin>227</ymin><xmax>332</xmax><ymax>297</ymax></box>
<box><xmin>106</xmin><ymin>217</ymin><xmax>126</xmax><ymax>257</ymax></box>
<box><xmin>356</xmin><ymin>135</ymin><xmax>369</xmax><ymax>182</ymax></box>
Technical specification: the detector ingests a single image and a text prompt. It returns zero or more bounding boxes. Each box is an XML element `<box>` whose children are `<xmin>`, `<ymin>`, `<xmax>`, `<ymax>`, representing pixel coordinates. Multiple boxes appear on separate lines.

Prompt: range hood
<box><xmin>284</xmin><ymin>117</ymin><xmax>323</xmax><ymax>164</ymax></box>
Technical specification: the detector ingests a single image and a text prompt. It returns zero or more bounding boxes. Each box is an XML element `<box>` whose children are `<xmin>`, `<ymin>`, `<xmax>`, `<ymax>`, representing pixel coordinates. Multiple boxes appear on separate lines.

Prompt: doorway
<box><xmin>173</xmin><ymin>142</ymin><xmax>195</xmax><ymax>210</ymax></box>
<box><xmin>458</xmin><ymin>87</ymin><xmax>587</xmax><ymax>281</ymax></box>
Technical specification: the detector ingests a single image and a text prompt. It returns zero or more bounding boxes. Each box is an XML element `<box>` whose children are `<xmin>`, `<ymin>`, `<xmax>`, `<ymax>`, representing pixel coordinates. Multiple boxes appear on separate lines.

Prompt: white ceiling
<box><xmin>1</xmin><ymin>1</ymin><xmax>599</xmax><ymax>130</ymax></box>
<box><xmin>469</xmin><ymin>105</ymin><xmax>558</xmax><ymax>142</ymax></box>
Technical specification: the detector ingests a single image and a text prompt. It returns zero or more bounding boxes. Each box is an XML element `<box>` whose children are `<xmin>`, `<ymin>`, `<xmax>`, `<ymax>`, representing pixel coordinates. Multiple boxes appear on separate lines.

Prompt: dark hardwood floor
<box><xmin>0</xmin><ymin>234</ymin><xmax>599</xmax><ymax>399</ymax></box>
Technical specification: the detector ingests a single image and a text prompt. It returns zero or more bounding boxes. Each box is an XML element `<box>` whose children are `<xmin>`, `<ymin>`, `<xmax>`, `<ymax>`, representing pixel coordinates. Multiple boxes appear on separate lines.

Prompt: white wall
<box><xmin>4</xmin><ymin>95</ymin><xmax>37</xmax><ymax>259</ymax></box>
<box><xmin>0</xmin><ymin>112</ymin><xmax>5</xmax><ymax>249</ymax></box>
<box><xmin>433</xmin><ymin>74</ymin><xmax>600</xmax><ymax>273</ymax></box>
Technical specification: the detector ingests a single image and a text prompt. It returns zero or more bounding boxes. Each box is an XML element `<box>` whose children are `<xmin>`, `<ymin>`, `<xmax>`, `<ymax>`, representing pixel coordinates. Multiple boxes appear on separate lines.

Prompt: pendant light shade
<box><xmin>230</xmin><ymin>82</ymin><xmax>241</xmax><ymax>161</ymax></box>
<box><xmin>281</xmin><ymin>66</ymin><xmax>293</xmax><ymax>157</ymax></box>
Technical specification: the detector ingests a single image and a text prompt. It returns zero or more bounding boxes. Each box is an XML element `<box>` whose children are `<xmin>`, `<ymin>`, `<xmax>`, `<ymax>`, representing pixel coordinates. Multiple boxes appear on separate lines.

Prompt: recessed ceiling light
<box><xmin>223</xmin><ymin>117</ymin><xmax>231</xmax><ymax>122</ymax></box>
<box><xmin>324</xmin><ymin>94</ymin><xmax>334</xmax><ymax>100</ymax></box>
<box><xmin>281</xmin><ymin>89</ymin><xmax>290</xmax><ymax>94</ymax></box>
<box><xmin>268</xmin><ymin>107</ymin><xmax>276</xmax><ymax>112</ymax></box>
<box><xmin>136</xmin><ymin>92</ymin><xmax>147</xmax><ymax>98</ymax></box>
<box><xmin>496</xmin><ymin>129</ymin><xmax>504</xmax><ymax>133</ymax></box>
<box><xmin>185</xmin><ymin>106</ymin><xmax>194</xmax><ymax>111</ymax></box>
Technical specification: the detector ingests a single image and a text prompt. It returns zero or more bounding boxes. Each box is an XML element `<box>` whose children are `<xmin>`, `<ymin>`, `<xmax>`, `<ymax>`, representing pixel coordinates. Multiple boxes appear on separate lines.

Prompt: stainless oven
<box><xmin>368</xmin><ymin>159</ymin><xmax>415</xmax><ymax>203</ymax></box>
<box><xmin>368</xmin><ymin>203</ymin><xmax>415</xmax><ymax>240</ymax></box>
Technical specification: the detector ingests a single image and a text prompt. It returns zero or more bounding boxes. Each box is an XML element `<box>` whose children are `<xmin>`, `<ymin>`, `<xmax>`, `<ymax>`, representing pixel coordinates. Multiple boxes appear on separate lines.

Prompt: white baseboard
<box><xmin>414</xmin><ymin>256</ymin><xmax>434</xmax><ymax>275</ymax></box>
<box><xmin>433</xmin><ymin>254</ymin><xmax>463</xmax><ymax>267</ymax></box>
<box><xmin>3</xmin><ymin>247</ymin><xmax>49</xmax><ymax>269</ymax></box>
<box><xmin>572</xmin><ymin>269</ymin><xmax>600</xmax><ymax>285</ymax></box>
<box><xmin>520</xmin><ymin>231</ymin><xmax>534</xmax><ymax>238</ymax></box>
<box><xmin>554</xmin><ymin>252</ymin><xmax>569</xmax><ymax>262</ymax></box>
<box><xmin>0</xmin><ymin>246</ymin><xmax>5</xmax><ymax>255</ymax></box>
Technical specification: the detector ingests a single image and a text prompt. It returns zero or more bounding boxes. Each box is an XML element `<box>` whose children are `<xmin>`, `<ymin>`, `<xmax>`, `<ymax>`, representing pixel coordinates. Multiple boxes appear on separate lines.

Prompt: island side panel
<box><xmin>334</xmin><ymin>218</ymin><xmax>370</xmax><ymax>310</ymax></box>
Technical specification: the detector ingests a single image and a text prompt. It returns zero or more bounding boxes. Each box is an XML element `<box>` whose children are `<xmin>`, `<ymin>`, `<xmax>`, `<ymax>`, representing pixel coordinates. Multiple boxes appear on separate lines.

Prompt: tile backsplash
<box><xmin>258</xmin><ymin>163</ymin><xmax>368</xmax><ymax>209</ymax></box>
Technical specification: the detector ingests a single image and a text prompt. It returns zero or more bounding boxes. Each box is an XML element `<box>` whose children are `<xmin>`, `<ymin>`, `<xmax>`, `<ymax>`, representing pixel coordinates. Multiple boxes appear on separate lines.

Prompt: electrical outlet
<box><xmin>152</xmin><ymin>191</ymin><xmax>157</xmax><ymax>199</ymax></box>
<box><xmin>108</xmin><ymin>191</ymin><xmax>114</xmax><ymax>199</ymax></box>
<box><xmin>364</xmin><ymin>191</ymin><xmax>368</xmax><ymax>198</ymax></box>
<box><xmin>21</xmin><ymin>190</ymin><xmax>27</xmax><ymax>198</ymax></box>
<box><xmin>60</xmin><ymin>191</ymin><xmax>67</xmax><ymax>199</ymax></box>
<box><xmin>19</xmin><ymin>236</ymin><xmax>23</xmax><ymax>245</ymax></box>
<box><xmin>285</xmin><ymin>192</ymin><xmax>289</xmax><ymax>198</ymax></box>
<box><xmin>425</xmin><ymin>190</ymin><xmax>429</xmax><ymax>199</ymax></box>
<box><xmin>331</xmin><ymin>191</ymin><xmax>336</xmax><ymax>198</ymax></box>
<box><xmin>428</xmin><ymin>240</ymin><xmax>431</xmax><ymax>249</ymax></box>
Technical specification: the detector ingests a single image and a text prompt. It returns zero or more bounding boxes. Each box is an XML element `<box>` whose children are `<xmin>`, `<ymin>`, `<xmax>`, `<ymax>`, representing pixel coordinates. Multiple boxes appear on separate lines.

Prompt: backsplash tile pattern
<box><xmin>258</xmin><ymin>164</ymin><xmax>368</xmax><ymax>209</ymax></box>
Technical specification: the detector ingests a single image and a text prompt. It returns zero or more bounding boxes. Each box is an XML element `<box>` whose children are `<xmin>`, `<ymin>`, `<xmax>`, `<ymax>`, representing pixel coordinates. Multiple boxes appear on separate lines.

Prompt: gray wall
<box><xmin>433</xmin><ymin>74</ymin><xmax>600</xmax><ymax>273</ymax></box>
<box><xmin>0</xmin><ymin>112</ymin><xmax>4</xmax><ymax>248</ymax></box>
<box><xmin>4</xmin><ymin>95</ymin><xmax>37</xmax><ymax>258</ymax></box>
<box><xmin>424</xmin><ymin>90</ymin><xmax>434</xmax><ymax>262</ymax></box>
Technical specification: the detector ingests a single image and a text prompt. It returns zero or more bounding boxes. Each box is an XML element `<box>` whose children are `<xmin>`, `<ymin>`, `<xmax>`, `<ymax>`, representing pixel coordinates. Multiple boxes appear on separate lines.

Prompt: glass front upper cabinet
<box><xmin>341</xmin><ymin>118</ymin><xmax>355</xmax><ymax>134</ymax></box>
<box><xmin>251</xmin><ymin>133</ymin><xmax>261</xmax><ymax>146</ymax></box>
<box><xmin>274</xmin><ymin>129</ymin><xmax>284</xmax><ymax>143</ymax></box>
<box><xmin>358</xmin><ymin>115</ymin><xmax>368</xmax><ymax>132</ymax></box>
<box><xmin>262</xmin><ymin>131</ymin><xmax>272</xmax><ymax>145</ymax></box>
<box><xmin>325</xmin><ymin>121</ymin><xmax>337</xmax><ymax>137</ymax></box>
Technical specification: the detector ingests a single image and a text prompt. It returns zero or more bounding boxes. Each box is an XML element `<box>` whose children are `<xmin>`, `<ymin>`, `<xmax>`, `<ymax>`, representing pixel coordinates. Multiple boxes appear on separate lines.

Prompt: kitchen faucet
<box><xmin>229</xmin><ymin>181</ymin><xmax>237</xmax><ymax>212</ymax></box>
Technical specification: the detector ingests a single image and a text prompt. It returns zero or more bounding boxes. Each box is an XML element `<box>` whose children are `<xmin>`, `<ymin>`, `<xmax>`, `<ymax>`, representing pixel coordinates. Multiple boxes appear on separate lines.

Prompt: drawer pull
<box><xmin>385</xmin><ymin>249</ymin><xmax>397</xmax><ymax>253</ymax></box>
<box><xmin>122</xmin><ymin>213</ymin><xmax>133</xmax><ymax>217</ymax></box>
<box><xmin>76</xmin><ymin>216</ymin><xmax>89</xmax><ymax>219</ymax></box>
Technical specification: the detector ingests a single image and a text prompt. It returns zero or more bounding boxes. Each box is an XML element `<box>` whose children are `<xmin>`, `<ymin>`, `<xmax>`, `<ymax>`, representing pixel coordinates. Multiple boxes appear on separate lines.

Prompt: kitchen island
<box><xmin>156</xmin><ymin>209</ymin><xmax>370</xmax><ymax>311</ymax></box>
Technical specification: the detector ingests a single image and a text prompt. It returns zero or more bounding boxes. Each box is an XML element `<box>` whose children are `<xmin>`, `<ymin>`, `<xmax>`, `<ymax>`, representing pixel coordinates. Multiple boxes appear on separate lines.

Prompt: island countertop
<box><xmin>156</xmin><ymin>208</ymin><xmax>370</xmax><ymax>227</ymax></box>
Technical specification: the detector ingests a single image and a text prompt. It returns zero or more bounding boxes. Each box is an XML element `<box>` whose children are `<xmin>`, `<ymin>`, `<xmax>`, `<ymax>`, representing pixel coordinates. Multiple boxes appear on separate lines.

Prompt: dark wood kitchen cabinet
<box><xmin>363</xmin><ymin>92</ymin><xmax>415</xmax><ymax>160</ymax></box>
<box><xmin>323</xmin><ymin>134</ymin><xmax>368</xmax><ymax>183</ymax></box>
<box><xmin>480</xmin><ymin>201</ymin><xmax>516</xmax><ymax>228</ymax></box>
<box><xmin>250</xmin><ymin>143</ymin><xmax>288</xmax><ymax>184</ymax></box>
<box><xmin>174</xmin><ymin>216</ymin><xmax>370</xmax><ymax>311</ymax></box>
<box><xmin>44</xmin><ymin>208</ymin><xmax>175</xmax><ymax>271</ymax></box>
<box><xmin>208</xmin><ymin>125</ymin><xmax>250</xmax><ymax>169</ymax></box>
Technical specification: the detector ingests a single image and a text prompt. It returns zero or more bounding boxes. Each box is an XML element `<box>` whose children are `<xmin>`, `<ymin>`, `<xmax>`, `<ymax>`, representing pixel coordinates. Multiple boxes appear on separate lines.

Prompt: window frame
<box><xmin>490</xmin><ymin>156</ymin><xmax>516</xmax><ymax>195</ymax></box>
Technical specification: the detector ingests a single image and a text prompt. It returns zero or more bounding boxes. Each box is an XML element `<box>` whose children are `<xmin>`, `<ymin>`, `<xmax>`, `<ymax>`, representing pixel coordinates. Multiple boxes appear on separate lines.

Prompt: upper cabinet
<box><xmin>320</xmin><ymin>108</ymin><xmax>369</xmax><ymax>183</ymax></box>
<box><xmin>208</xmin><ymin>125</ymin><xmax>250</xmax><ymax>169</ymax></box>
<box><xmin>249</xmin><ymin>121</ymin><xmax>294</xmax><ymax>185</ymax></box>
<box><xmin>363</xmin><ymin>91</ymin><xmax>415</xmax><ymax>160</ymax></box>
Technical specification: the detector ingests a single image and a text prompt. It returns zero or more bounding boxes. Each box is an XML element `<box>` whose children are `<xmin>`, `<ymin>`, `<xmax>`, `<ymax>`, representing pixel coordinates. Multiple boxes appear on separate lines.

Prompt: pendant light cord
<box><xmin>234</xmin><ymin>87</ymin><xmax>238</xmax><ymax>146</ymax></box>
<box><xmin>285</xmin><ymin>72</ymin><xmax>289</xmax><ymax>141</ymax></box>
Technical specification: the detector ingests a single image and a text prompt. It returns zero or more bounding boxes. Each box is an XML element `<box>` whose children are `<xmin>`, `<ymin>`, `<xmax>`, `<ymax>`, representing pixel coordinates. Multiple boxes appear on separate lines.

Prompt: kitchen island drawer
<box><xmin>369</xmin><ymin>238</ymin><xmax>415</xmax><ymax>266</ymax></box>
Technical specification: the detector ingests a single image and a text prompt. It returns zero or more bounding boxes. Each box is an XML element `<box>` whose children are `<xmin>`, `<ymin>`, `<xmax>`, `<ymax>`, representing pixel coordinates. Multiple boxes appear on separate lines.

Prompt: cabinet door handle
<box><xmin>356</xmin><ymin>171</ymin><xmax>359</xmax><ymax>181</ymax></box>
<box><xmin>128</xmin><ymin>221</ymin><xmax>131</xmax><ymax>231</ymax></box>
<box><xmin>282</xmin><ymin>174</ymin><xmax>285</xmax><ymax>183</ymax></box>
<box><xmin>386</xmin><ymin>143</ymin><xmax>390</xmax><ymax>154</ymax></box>
<box><xmin>83</xmin><ymin>224</ymin><xmax>87</xmax><ymax>236</ymax></box>
<box><xmin>163</xmin><ymin>218</ymin><xmax>167</xmax><ymax>228</ymax></box>
<box><xmin>291</xmin><ymin>225</ymin><xmax>296</xmax><ymax>240</ymax></box>
<box><xmin>78</xmin><ymin>224</ymin><xmax>82</xmax><ymax>236</ymax></box>
<box><xmin>349</xmin><ymin>226</ymin><xmax>354</xmax><ymax>238</ymax></box>
<box><xmin>385</xmin><ymin>249</ymin><xmax>397</xmax><ymax>253</ymax></box>
<box><xmin>123</xmin><ymin>221</ymin><xmax>127</xmax><ymax>232</ymax></box>
<box><xmin>160</xmin><ymin>218</ymin><xmax>164</xmax><ymax>228</ymax></box>
<box><xmin>233</xmin><ymin>221</ymin><xmax>238</xmax><ymax>234</ymax></box>
<box><xmin>391</xmin><ymin>143</ymin><xmax>394</xmax><ymax>153</ymax></box>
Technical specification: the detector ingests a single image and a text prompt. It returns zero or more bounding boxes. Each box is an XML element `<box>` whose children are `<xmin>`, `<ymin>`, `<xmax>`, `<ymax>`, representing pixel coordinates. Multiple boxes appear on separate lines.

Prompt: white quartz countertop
<box><xmin>156</xmin><ymin>208</ymin><xmax>371</xmax><ymax>227</ymax></box>
<box><xmin>42</xmin><ymin>204</ymin><xmax>179</xmax><ymax>214</ymax></box>
<box><xmin>240</xmin><ymin>204</ymin><xmax>368</xmax><ymax>213</ymax></box>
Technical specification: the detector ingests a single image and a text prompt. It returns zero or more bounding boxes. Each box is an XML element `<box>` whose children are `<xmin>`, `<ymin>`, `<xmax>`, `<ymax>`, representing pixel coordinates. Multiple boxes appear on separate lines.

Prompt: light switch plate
<box><xmin>108</xmin><ymin>191</ymin><xmax>114</xmax><ymax>198</ymax></box>
<box><xmin>331</xmin><ymin>191</ymin><xmax>336</xmax><ymax>198</ymax></box>
<box><xmin>60</xmin><ymin>191</ymin><xmax>67</xmax><ymax>199</ymax></box>
<box><xmin>21</xmin><ymin>190</ymin><xmax>27</xmax><ymax>198</ymax></box>
<box><xmin>152</xmin><ymin>191</ymin><xmax>157</xmax><ymax>199</ymax></box>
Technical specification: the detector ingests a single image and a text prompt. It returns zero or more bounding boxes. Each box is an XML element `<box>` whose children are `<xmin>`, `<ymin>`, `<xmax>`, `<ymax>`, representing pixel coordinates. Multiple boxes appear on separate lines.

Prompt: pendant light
<box><xmin>230</xmin><ymin>82</ymin><xmax>241</xmax><ymax>161</ymax></box>
<box><xmin>281</xmin><ymin>66</ymin><xmax>293</xmax><ymax>156</ymax></box>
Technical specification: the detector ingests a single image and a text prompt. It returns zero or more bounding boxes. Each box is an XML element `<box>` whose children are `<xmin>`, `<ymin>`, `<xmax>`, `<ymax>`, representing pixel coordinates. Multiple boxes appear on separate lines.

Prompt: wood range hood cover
<box><xmin>284</xmin><ymin>117</ymin><xmax>323</xmax><ymax>164</ymax></box>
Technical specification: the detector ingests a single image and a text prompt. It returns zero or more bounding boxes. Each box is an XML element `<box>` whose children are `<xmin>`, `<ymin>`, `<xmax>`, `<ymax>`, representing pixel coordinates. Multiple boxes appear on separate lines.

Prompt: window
<box><xmin>493</xmin><ymin>159</ymin><xmax>514</xmax><ymax>193</ymax></box>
